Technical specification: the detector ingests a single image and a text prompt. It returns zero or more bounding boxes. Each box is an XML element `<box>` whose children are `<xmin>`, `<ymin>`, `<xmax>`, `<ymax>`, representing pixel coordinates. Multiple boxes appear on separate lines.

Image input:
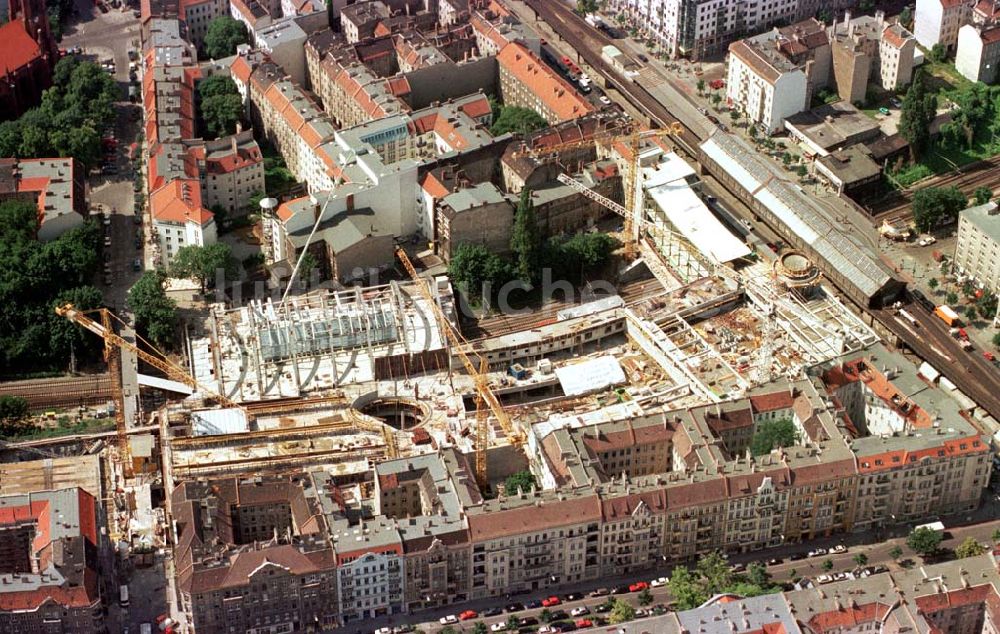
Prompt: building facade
<box><xmin>956</xmin><ymin>24</ymin><xmax>1000</xmax><ymax>83</ymax></box>
<box><xmin>955</xmin><ymin>201</ymin><xmax>1000</xmax><ymax>294</ymax></box>
<box><xmin>0</xmin><ymin>0</ymin><xmax>58</xmax><ymax>121</ymax></box>
<box><xmin>915</xmin><ymin>0</ymin><xmax>972</xmax><ymax>54</ymax></box>
<box><xmin>726</xmin><ymin>39</ymin><xmax>809</xmax><ymax>133</ymax></box>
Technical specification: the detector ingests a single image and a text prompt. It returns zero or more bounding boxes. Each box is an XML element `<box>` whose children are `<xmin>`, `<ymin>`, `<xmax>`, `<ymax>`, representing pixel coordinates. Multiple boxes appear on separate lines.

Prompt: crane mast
<box><xmin>394</xmin><ymin>248</ymin><xmax>522</xmax><ymax>488</ymax></box>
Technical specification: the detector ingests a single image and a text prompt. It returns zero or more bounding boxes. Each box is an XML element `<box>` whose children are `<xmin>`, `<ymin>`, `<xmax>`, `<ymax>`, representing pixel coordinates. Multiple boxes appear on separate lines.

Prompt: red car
<box><xmin>459</xmin><ymin>610</ymin><xmax>478</xmax><ymax>621</ymax></box>
<box><xmin>576</xmin><ymin>619</ymin><xmax>594</xmax><ymax>628</ymax></box>
<box><xmin>542</xmin><ymin>596</ymin><xmax>561</xmax><ymax>607</ymax></box>
<box><xmin>629</xmin><ymin>581</ymin><xmax>649</xmax><ymax>592</ymax></box>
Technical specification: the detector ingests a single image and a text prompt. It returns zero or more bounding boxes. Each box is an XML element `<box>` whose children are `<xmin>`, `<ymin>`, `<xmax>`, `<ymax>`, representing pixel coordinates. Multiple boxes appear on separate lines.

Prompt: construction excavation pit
<box><xmin>356</xmin><ymin>397</ymin><xmax>430</xmax><ymax>430</ymax></box>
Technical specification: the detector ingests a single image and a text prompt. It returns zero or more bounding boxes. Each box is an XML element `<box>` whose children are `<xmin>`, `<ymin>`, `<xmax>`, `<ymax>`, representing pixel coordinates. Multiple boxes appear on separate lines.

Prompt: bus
<box><xmin>119</xmin><ymin>584</ymin><xmax>130</xmax><ymax>607</ymax></box>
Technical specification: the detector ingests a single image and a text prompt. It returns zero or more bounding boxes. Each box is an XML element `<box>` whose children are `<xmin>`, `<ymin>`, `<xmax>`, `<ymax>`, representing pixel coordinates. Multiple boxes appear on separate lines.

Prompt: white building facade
<box><xmin>956</xmin><ymin>23</ymin><xmax>1000</xmax><ymax>83</ymax></box>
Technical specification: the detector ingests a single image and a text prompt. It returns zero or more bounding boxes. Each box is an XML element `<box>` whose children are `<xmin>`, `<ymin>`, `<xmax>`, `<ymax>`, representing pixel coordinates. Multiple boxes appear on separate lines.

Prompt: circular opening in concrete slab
<box><xmin>357</xmin><ymin>397</ymin><xmax>429</xmax><ymax>430</ymax></box>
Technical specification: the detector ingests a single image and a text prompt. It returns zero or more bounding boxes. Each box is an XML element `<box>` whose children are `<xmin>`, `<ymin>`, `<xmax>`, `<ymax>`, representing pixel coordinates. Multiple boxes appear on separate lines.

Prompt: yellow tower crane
<box><xmin>515</xmin><ymin>123</ymin><xmax>684</xmax><ymax>260</ymax></box>
<box><xmin>394</xmin><ymin>248</ymin><xmax>523</xmax><ymax>489</ymax></box>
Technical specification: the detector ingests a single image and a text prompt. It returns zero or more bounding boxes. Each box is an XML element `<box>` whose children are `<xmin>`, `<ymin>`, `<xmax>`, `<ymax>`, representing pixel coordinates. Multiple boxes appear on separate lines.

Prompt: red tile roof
<box><xmin>468</xmin><ymin>494</ymin><xmax>602</xmax><ymax>541</ymax></box>
<box><xmin>150</xmin><ymin>178</ymin><xmax>213</xmax><ymax>225</ymax></box>
<box><xmin>459</xmin><ymin>93</ymin><xmax>492</xmax><ymax>121</ymax></box>
<box><xmin>422</xmin><ymin>171</ymin><xmax>451</xmax><ymax>199</ymax></box>
<box><xmin>496</xmin><ymin>42</ymin><xmax>594</xmax><ymax>123</ymax></box>
<box><xmin>231</xmin><ymin>55</ymin><xmax>253</xmax><ymax>84</ymax></box>
<box><xmin>808</xmin><ymin>602</ymin><xmax>892</xmax><ymax>632</ymax></box>
<box><xmin>0</xmin><ymin>21</ymin><xmax>43</xmax><ymax>76</ymax></box>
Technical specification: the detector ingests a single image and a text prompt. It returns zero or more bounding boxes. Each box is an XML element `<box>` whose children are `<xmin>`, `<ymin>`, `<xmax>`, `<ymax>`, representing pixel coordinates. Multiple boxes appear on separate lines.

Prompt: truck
<box><xmin>898</xmin><ymin>309</ymin><xmax>919</xmax><ymax>326</ymax></box>
<box><xmin>934</xmin><ymin>304</ymin><xmax>961</xmax><ymax>327</ymax></box>
<box><xmin>584</xmin><ymin>13</ymin><xmax>604</xmax><ymax>28</ymax></box>
<box><xmin>119</xmin><ymin>584</ymin><xmax>129</xmax><ymax>607</ymax></box>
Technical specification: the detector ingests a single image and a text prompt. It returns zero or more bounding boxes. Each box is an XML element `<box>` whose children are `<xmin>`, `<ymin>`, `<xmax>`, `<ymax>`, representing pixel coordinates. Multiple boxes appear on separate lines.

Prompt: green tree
<box><xmin>955</xmin><ymin>537</ymin><xmax>987</xmax><ymax>559</ymax></box>
<box><xmin>929</xmin><ymin>43</ymin><xmax>947</xmax><ymax>62</ymax></box>
<box><xmin>976</xmin><ymin>291</ymin><xmax>997</xmax><ymax>320</ymax></box>
<box><xmin>668</xmin><ymin>565</ymin><xmax>708</xmax><ymax>611</ymax></box>
<box><xmin>750</xmin><ymin>418</ymin><xmax>798</xmax><ymax>456</ymax></box>
<box><xmin>577</xmin><ymin>0</ymin><xmax>599</xmax><ymax>13</ymax></box>
<box><xmin>906</xmin><ymin>526</ymin><xmax>944</xmax><ymax>556</ymax></box>
<box><xmin>992</xmin><ymin>332</ymin><xmax>1000</xmax><ymax>349</ymax></box>
<box><xmin>472</xmin><ymin>623</ymin><xmax>488</xmax><ymax>634</ymax></box>
<box><xmin>504</xmin><ymin>470</ymin><xmax>536</xmax><ymax>494</ymax></box>
<box><xmin>992</xmin><ymin>528</ymin><xmax>1000</xmax><ymax>542</ymax></box>
<box><xmin>0</xmin><ymin>395</ymin><xmax>32</xmax><ymax>438</ymax></box>
<box><xmin>711</xmin><ymin>92</ymin><xmax>722</xmax><ymax>109</ymax></box>
<box><xmin>511</xmin><ymin>188</ymin><xmax>542</xmax><ymax>284</ymax></box>
<box><xmin>440</xmin><ymin>627</ymin><xmax>457</xmax><ymax>634</ymax></box>
<box><xmin>796</xmin><ymin>164</ymin><xmax>808</xmax><ymax>178</ymax></box>
<box><xmin>781</xmin><ymin>151</ymin><xmax>793</xmax><ymax>167</ymax></box>
<box><xmin>947</xmin><ymin>291</ymin><xmax>959</xmax><ymax>305</ymax></box>
<box><xmin>912</xmin><ymin>186</ymin><xmax>967</xmax><ymax>233</ymax></box>
<box><xmin>127</xmin><ymin>271</ymin><xmax>178</xmax><ymax>348</ymax></box>
<box><xmin>609</xmin><ymin>599</ymin><xmax>635</xmax><ymax>624</ymax></box>
<box><xmin>506</xmin><ymin>615</ymin><xmax>520</xmax><ymax>631</ymax></box>
<box><xmin>748</xmin><ymin>124</ymin><xmax>758</xmax><ymax>141</ymax></box>
<box><xmin>822</xmin><ymin>559</ymin><xmax>834</xmax><ymax>571</ymax></box>
<box><xmin>747</xmin><ymin>563</ymin><xmax>770</xmax><ymax>588</ymax></box>
<box><xmin>853</xmin><ymin>553</ymin><xmax>869</xmax><ymax>569</ymax></box>
<box><xmin>898</xmin><ymin>71</ymin><xmax>937</xmax><ymax>162</ymax></box>
<box><xmin>928</xmin><ymin>277</ymin><xmax>939</xmax><ymax>291</ymax></box>
<box><xmin>637</xmin><ymin>588</ymin><xmax>653</xmax><ymax>606</ymax></box>
<box><xmin>203</xmin><ymin>16</ymin><xmax>249</xmax><ymax>59</ymax></box>
<box><xmin>942</xmin><ymin>82</ymin><xmax>994</xmax><ymax>149</ymax></box>
<box><xmin>448</xmin><ymin>243</ymin><xmax>514</xmax><ymax>303</ymax></box>
<box><xmin>696</xmin><ymin>79</ymin><xmax>706</xmax><ymax>95</ymax></box>
<box><xmin>900</xmin><ymin>5</ymin><xmax>913</xmax><ymax>28</ymax></box>
<box><xmin>889</xmin><ymin>545</ymin><xmax>903</xmax><ymax>560</ymax></box>
<box><xmin>729</xmin><ymin>109</ymin><xmax>740</xmax><ymax>124</ymax></box>
<box><xmin>49</xmin><ymin>285</ymin><xmax>104</xmax><ymax>361</ymax></box>
<box><xmin>490</xmin><ymin>106</ymin><xmax>548</xmax><ymax>136</ymax></box>
<box><xmin>170</xmin><ymin>243</ymin><xmax>239</xmax><ymax>292</ymax></box>
<box><xmin>540</xmin><ymin>609</ymin><xmax>553</xmax><ymax>623</ymax></box>
<box><xmin>974</xmin><ymin>186</ymin><xmax>994</xmax><ymax>206</ymax></box>
<box><xmin>697</xmin><ymin>551</ymin><xmax>733</xmax><ymax>595</ymax></box>
<box><xmin>201</xmin><ymin>92</ymin><xmax>243</xmax><ymax>138</ymax></box>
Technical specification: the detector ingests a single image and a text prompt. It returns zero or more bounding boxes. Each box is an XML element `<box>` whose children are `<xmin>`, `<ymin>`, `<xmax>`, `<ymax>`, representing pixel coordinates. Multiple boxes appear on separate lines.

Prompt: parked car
<box><xmin>459</xmin><ymin>610</ymin><xmax>478</xmax><ymax>621</ymax></box>
<box><xmin>542</xmin><ymin>596</ymin><xmax>561</xmax><ymax>607</ymax></box>
<box><xmin>519</xmin><ymin>617</ymin><xmax>538</xmax><ymax>627</ymax></box>
<box><xmin>594</xmin><ymin>603</ymin><xmax>612</xmax><ymax>613</ymax></box>
<box><xmin>637</xmin><ymin>53</ymin><xmax>649</xmax><ymax>62</ymax></box>
<box><xmin>650</xmin><ymin>576</ymin><xmax>669</xmax><ymax>587</ymax></box>
<box><xmin>439</xmin><ymin>615</ymin><xmax>458</xmax><ymax>625</ymax></box>
<box><xmin>890</xmin><ymin>97</ymin><xmax>902</xmax><ymax>108</ymax></box>
<box><xmin>564</xmin><ymin>593</ymin><xmax>582</xmax><ymax>602</ymax></box>
<box><xmin>570</xmin><ymin>606</ymin><xmax>589</xmax><ymax>617</ymax></box>
<box><xmin>491</xmin><ymin>624</ymin><xmax>508</xmax><ymax>632</ymax></box>
<box><xmin>505</xmin><ymin>602</ymin><xmax>524</xmax><ymax>613</ymax></box>
<box><xmin>483</xmin><ymin>607</ymin><xmax>502</xmax><ymax>617</ymax></box>
<box><xmin>808</xmin><ymin>548</ymin><xmax>827</xmax><ymax>557</ymax></box>
<box><xmin>917</xmin><ymin>236</ymin><xmax>937</xmax><ymax>247</ymax></box>
<box><xmin>575</xmin><ymin>619</ymin><xmax>593</xmax><ymax>629</ymax></box>
<box><xmin>525</xmin><ymin>599</ymin><xmax>542</xmax><ymax>609</ymax></box>
<box><xmin>730</xmin><ymin>563</ymin><xmax>746</xmax><ymax>573</ymax></box>
<box><xmin>830</xmin><ymin>545</ymin><xmax>848</xmax><ymax>554</ymax></box>
<box><xmin>766</xmin><ymin>558</ymin><xmax>782</xmax><ymax>566</ymax></box>
<box><xmin>598</xmin><ymin>95</ymin><xmax>612</xmax><ymax>105</ymax></box>
<box><xmin>789</xmin><ymin>552</ymin><xmax>807</xmax><ymax>561</ymax></box>
<box><xmin>589</xmin><ymin>588</ymin><xmax>609</xmax><ymax>597</ymax></box>
<box><xmin>610</xmin><ymin>585</ymin><xmax>630</xmax><ymax>595</ymax></box>
<box><xmin>816</xmin><ymin>574</ymin><xmax>833</xmax><ymax>584</ymax></box>
<box><xmin>628</xmin><ymin>581</ymin><xmax>649</xmax><ymax>592</ymax></box>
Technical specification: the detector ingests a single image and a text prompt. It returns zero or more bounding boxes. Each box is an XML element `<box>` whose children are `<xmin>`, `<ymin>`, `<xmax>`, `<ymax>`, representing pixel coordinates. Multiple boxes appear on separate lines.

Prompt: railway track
<box><xmin>522</xmin><ymin>0</ymin><xmax>704</xmax><ymax>153</ymax></box>
<box><xmin>0</xmin><ymin>374</ymin><xmax>114</xmax><ymax>410</ymax></box>
<box><xmin>868</xmin><ymin>155</ymin><xmax>1000</xmax><ymax>219</ymax></box>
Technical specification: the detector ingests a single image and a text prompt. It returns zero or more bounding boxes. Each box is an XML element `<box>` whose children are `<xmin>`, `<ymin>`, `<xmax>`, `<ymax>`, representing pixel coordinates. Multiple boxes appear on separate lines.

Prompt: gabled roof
<box><xmin>0</xmin><ymin>21</ymin><xmax>43</xmax><ymax>75</ymax></box>
<box><xmin>150</xmin><ymin>178</ymin><xmax>214</xmax><ymax>225</ymax></box>
<box><xmin>496</xmin><ymin>42</ymin><xmax>594</xmax><ymax>122</ymax></box>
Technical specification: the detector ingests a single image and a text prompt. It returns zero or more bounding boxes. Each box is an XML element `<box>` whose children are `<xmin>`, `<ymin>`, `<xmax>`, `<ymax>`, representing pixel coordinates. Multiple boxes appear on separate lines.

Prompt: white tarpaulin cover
<box><xmin>646</xmin><ymin>182</ymin><xmax>751</xmax><ymax>264</ymax></box>
<box><xmin>554</xmin><ymin>356</ymin><xmax>627</xmax><ymax>397</ymax></box>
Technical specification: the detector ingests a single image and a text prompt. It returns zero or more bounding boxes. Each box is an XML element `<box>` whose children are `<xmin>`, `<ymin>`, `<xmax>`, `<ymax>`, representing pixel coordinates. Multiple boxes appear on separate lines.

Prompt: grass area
<box><xmin>922</xmin><ymin>58</ymin><xmax>974</xmax><ymax>103</ymax></box>
<box><xmin>7</xmin><ymin>417</ymin><xmax>115</xmax><ymax>441</ymax></box>
<box><xmin>890</xmin><ymin>163</ymin><xmax>934</xmax><ymax>188</ymax></box>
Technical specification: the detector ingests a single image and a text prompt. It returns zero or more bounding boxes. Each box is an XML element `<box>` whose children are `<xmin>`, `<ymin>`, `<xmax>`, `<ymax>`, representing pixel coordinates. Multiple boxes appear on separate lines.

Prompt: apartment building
<box><xmin>915</xmin><ymin>0</ymin><xmax>972</xmax><ymax>54</ymax></box>
<box><xmin>435</xmin><ymin>181</ymin><xmax>514</xmax><ymax>261</ymax></box>
<box><xmin>171</xmin><ymin>477</ymin><xmax>340</xmax><ymax>634</ymax></box>
<box><xmin>342</xmin><ymin>0</ymin><xmax>390</xmax><ymax>43</ymax></box>
<box><xmin>606</xmin><ymin>0</ymin><xmax>852</xmax><ymax>59</ymax></box>
<box><xmin>470</xmin><ymin>3</ymin><xmax>541</xmax><ymax>57</ymax></box>
<box><xmin>0</xmin><ymin>157</ymin><xmax>87</xmax><ymax>241</ymax></box>
<box><xmin>726</xmin><ymin>33</ymin><xmax>810</xmax><ymax>133</ymax></box>
<box><xmin>956</xmin><ymin>23</ymin><xmax>1000</xmax><ymax>83</ymax></box>
<box><xmin>497</xmin><ymin>42</ymin><xmax>595</xmax><ymax>125</ymax></box>
<box><xmin>955</xmin><ymin>201</ymin><xmax>1000</xmax><ymax>294</ymax></box>
<box><xmin>143</xmin><ymin>19</ymin><xmax>221</xmax><ymax>267</ymax></box>
<box><xmin>0</xmin><ymin>488</ymin><xmax>104</xmax><ymax>633</ymax></box>
<box><xmin>830</xmin><ymin>12</ymin><xmax>915</xmax><ymax>103</ymax></box>
<box><xmin>179</xmin><ymin>0</ymin><xmax>227</xmax><ymax>50</ymax></box>
<box><xmin>194</xmin><ymin>130</ymin><xmax>265</xmax><ymax>214</ymax></box>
